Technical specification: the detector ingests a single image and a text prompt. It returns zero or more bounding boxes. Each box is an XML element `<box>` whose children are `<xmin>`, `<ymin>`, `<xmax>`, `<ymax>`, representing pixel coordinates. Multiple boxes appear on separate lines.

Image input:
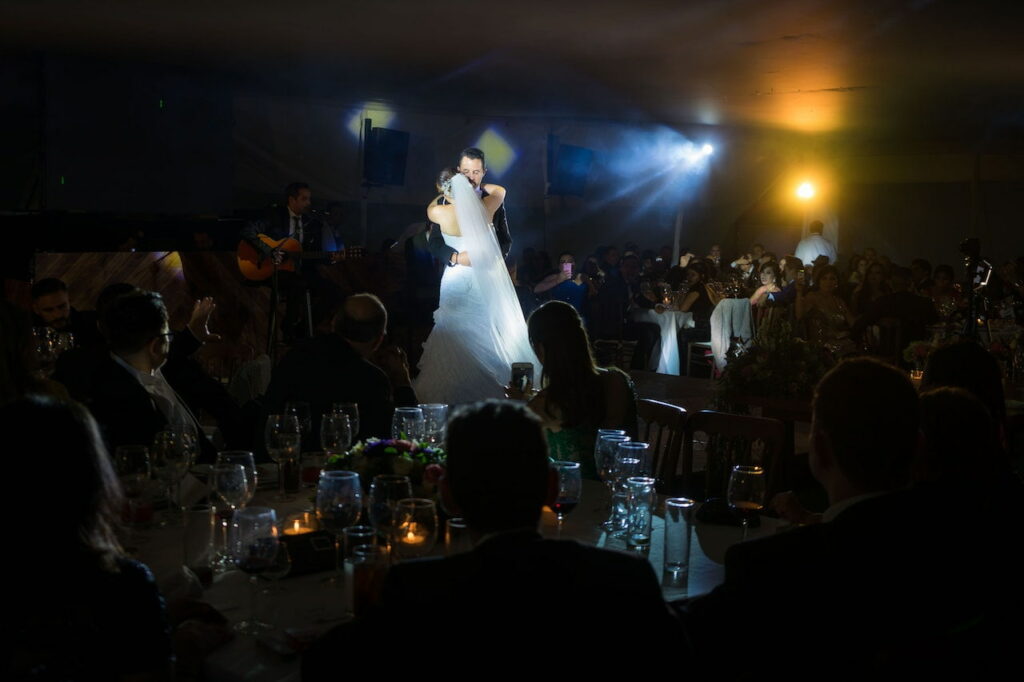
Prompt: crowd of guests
<box><xmin>3</xmin><ymin>224</ymin><xmax>1023</xmax><ymax>675</ymax></box>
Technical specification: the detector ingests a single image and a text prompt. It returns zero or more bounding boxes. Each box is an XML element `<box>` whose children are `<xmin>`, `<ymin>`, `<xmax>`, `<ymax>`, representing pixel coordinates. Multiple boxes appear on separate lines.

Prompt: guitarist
<box><xmin>241</xmin><ymin>182</ymin><xmax>332</xmax><ymax>342</ymax></box>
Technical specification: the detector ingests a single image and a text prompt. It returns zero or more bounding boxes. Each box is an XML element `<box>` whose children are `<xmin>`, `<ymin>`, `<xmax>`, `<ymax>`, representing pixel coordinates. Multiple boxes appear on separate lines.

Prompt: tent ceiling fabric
<box><xmin>2</xmin><ymin>0</ymin><xmax>1022</xmax><ymax>138</ymax></box>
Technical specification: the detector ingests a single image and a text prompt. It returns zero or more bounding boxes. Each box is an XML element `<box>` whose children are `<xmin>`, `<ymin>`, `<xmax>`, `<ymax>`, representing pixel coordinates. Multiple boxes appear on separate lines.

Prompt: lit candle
<box><xmin>400</xmin><ymin>523</ymin><xmax>426</xmax><ymax>544</ymax></box>
<box><xmin>282</xmin><ymin>512</ymin><xmax>315</xmax><ymax>535</ymax></box>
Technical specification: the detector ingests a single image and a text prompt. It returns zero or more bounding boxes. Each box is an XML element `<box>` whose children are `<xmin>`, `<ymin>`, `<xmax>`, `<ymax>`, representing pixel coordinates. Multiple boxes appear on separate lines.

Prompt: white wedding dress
<box><xmin>414</xmin><ymin>175</ymin><xmax>538</xmax><ymax>405</ymax></box>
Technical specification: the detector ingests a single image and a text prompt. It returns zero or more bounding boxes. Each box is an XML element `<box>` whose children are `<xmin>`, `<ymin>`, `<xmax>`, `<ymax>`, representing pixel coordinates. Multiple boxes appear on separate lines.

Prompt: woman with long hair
<box><xmin>852</xmin><ymin>261</ymin><xmax>891</xmax><ymax>315</ymax></box>
<box><xmin>8</xmin><ymin>396</ymin><xmax>173</xmax><ymax>680</ymax></box>
<box><xmin>798</xmin><ymin>264</ymin><xmax>857</xmax><ymax>358</ymax></box>
<box><xmin>518</xmin><ymin>301</ymin><xmax>637</xmax><ymax>478</ymax></box>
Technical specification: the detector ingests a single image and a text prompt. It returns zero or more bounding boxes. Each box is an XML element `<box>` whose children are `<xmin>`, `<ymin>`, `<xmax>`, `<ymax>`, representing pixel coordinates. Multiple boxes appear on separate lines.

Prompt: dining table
<box><xmin>138</xmin><ymin>473</ymin><xmax>779</xmax><ymax>682</ymax></box>
<box><xmin>631</xmin><ymin>307</ymin><xmax>694</xmax><ymax>375</ymax></box>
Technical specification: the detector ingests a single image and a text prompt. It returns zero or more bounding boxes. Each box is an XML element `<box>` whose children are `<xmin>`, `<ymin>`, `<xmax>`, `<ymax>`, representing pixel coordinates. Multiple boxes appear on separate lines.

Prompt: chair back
<box><xmin>683</xmin><ymin>410</ymin><xmax>786</xmax><ymax>501</ymax></box>
<box><xmin>637</xmin><ymin>399</ymin><xmax>687</xmax><ymax>494</ymax></box>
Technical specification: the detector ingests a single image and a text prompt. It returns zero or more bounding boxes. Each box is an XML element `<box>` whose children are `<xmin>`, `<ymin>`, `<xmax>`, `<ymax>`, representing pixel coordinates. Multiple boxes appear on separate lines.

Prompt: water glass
<box><xmin>320</xmin><ymin>413</ymin><xmax>352</xmax><ymax>457</ymax></box>
<box><xmin>664</xmin><ymin>497</ymin><xmax>696</xmax><ymax>588</ymax></box>
<box><xmin>617</xmin><ymin>441</ymin><xmax>652</xmax><ymax>477</ymax></box>
<box><xmin>229</xmin><ymin>506</ymin><xmax>278</xmax><ymax>635</ymax></box>
<box><xmin>331</xmin><ymin>403</ymin><xmax>360</xmax><ymax>440</ymax></box>
<box><xmin>445</xmin><ymin>517</ymin><xmax>472</xmax><ymax>555</ymax></box>
<box><xmin>418</xmin><ymin>403</ymin><xmax>448</xmax><ymax>445</ymax></box>
<box><xmin>728</xmin><ymin>465</ymin><xmax>765</xmax><ymax>540</ymax></box>
<box><xmin>625</xmin><ymin>476</ymin><xmax>657</xmax><ymax>550</ymax></box>
<box><xmin>391</xmin><ymin>407</ymin><xmax>425</xmax><ymax>441</ymax></box>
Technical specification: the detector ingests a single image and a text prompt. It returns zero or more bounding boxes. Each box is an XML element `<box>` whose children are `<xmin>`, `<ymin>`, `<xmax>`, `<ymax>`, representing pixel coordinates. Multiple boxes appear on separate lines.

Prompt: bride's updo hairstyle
<box><xmin>436</xmin><ymin>167</ymin><xmax>459</xmax><ymax>197</ymax></box>
<box><xmin>527</xmin><ymin>301</ymin><xmax>603</xmax><ymax>427</ymax></box>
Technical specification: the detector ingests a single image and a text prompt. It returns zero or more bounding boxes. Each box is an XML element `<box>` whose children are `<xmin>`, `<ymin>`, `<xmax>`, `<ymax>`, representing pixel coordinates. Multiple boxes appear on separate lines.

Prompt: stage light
<box><xmin>796</xmin><ymin>181</ymin><xmax>816</xmax><ymax>200</ymax></box>
<box><xmin>475</xmin><ymin>128</ymin><xmax>516</xmax><ymax>177</ymax></box>
<box><xmin>702</xmin><ymin>143</ymin><xmax>714</xmax><ymax>156</ymax></box>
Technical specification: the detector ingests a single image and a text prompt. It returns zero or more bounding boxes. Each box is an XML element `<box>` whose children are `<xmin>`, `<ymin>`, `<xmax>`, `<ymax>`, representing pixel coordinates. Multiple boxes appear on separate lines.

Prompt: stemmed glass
<box><xmin>265</xmin><ymin>414</ymin><xmax>302</xmax><ymax>501</ymax></box>
<box><xmin>284</xmin><ymin>401</ymin><xmax>312</xmax><ymax>443</ymax></box>
<box><xmin>552</xmin><ymin>461</ymin><xmax>582</xmax><ymax>538</ymax></box>
<box><xmin>229</xmin><ymin>506</ymin><xmax>278</xmax><ymax>635</ymax></box>
<box><xmin>316</xmin><ymin>470</ymin><xmax>363</xmax><ymax>586</ymax></box>
<box><xmin>320</xmin><ymin>412</ymin><xmax>352</xmax><ymax>458</ymax></box>
<box><xmin>115</xmin><ymin>444</ymin><xmax>151</xmax><ymax>546</ymax></box>
<box><xmin>392</xmin><ymin>498</ymin><xmax>438</xmax><ymax>560</ymax></box>
<box><xmin>151</xmin><ymin>429</ymin><xmax>196</xmax><ymax>525</ymax></box>
<box><xmin>617</xmin><ymin>441</ymin><xmax>651</xmax><ymax>477</ymax></box>
<box><xmin>391</xmin><ymin>407</ymin><xmax>425</xmax><ymax>441</ymax></box>
<box><xmin>417</xmin><ymin>403</ymin><xmax>448</xmax><ymax>445</ymax></box>
<box><xmin>368</xmin><ymin>474</ymin><xmax>413</xmax><ymax>544</ymax></box>
<box><xmin>727</xmin><ymin>464</ymin><xmax>765</xmax><ymax>540</ymax></box>
<box><xmin>331</xmin><ymin>403</ymin><xmax>360</xmax><ymax>441</ymax></box>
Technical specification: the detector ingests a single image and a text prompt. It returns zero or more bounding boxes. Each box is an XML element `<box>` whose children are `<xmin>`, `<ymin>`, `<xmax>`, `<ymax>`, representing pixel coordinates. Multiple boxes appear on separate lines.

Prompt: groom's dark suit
<box><xmin>427</xmin><ymin>187</ymin><xmax>512</xmax><ymax>265</ymax></box>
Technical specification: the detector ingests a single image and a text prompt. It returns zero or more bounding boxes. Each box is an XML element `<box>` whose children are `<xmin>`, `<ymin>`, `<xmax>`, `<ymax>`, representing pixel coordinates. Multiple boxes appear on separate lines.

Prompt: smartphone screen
<box><xmin>562</xmin><ymin>262</ymin><xmax>573</xmax><ymax>276</ymax></box>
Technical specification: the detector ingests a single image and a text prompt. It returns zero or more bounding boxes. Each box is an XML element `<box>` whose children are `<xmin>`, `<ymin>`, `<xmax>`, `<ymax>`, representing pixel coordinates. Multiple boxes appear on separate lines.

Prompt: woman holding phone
<box><xmin>532</xmin><ymin>252</ymin><xmax>593</xmax><ymax>322</ymax></box>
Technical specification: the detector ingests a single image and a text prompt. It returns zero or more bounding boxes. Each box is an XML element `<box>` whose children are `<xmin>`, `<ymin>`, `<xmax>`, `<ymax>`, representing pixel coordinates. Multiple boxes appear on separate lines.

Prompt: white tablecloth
<box><xmin>631</xmin><ymin>308</ymin><xmax>694</xmax><ymax>375</ymax></box>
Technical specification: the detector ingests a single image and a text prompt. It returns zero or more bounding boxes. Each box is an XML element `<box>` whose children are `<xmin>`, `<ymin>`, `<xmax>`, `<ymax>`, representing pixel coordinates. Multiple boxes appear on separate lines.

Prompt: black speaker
<box><xmin>549</xmin><ymin>143</ymin><xmax>593</xmax><ymax>197</ymax></box>
<box><xmin>364</xmin><ymin>127</ymin><xmax>410</xmax><ymax>186</ymax></box>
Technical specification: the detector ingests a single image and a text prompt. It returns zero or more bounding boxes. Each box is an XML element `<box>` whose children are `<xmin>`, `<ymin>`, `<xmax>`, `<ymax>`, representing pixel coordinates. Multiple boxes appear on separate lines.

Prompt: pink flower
<box><xmin>424</xmin><ymin>463</ymin><xmax>445</xmax><ymax>485</ymax></box>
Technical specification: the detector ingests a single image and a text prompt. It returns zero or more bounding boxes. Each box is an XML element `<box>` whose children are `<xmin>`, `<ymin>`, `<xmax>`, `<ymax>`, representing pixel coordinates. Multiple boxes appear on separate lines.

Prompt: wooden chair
<box><xmin>685</xmin><ymin>340</ymin><xmax>713</xmax><ymax>377</ymax></box>
<box><xmin>637</xmin><ymin>398</ymin><xmax>687</xmax><ymax>494</ymax></box>
<box><xmin>682</xmin><ymin>410</ymin><xmax>787</xmax><ymax>501</ymax></box>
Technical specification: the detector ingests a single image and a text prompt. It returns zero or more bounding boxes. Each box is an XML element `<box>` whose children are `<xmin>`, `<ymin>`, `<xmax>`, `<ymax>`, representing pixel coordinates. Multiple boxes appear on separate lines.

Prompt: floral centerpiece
<box><xmin>325</xmin><ymin>437</ymin><xmax>445</xmax><ymax>497</ymax></box>
<box><xmin>903</xmin><ymin>339</ymin><xmax>936</xmax><ymax>370</ymax></box>
<box><xmin>713</xmin><ymin>321</ymin><xmax>832</xmax><ymax>412</ymax></box>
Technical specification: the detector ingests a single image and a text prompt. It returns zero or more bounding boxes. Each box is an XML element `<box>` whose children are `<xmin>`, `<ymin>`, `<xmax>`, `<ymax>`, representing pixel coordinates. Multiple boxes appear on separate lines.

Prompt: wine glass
<box><xmin>391</xmin><ymin>407</ymin><xmax>425</xmax><ymax>441</ymax></box>
<box><xmin>417</xmin><ymin>403</ymin><xmax>448</xmax><ymax>445</ymax></box>
<box><xmin>552</xmin><ymin>461</ymin><xmax>582</xmax><ymax>538</ymax></box>
<box><xmin>320</xmin><ymin>412</ymin><xmax>352</xmax><ymax>458</ymax></box>
<box><xmin>616</xmin><ymin>441</ymin><xmax>651</xmax><ymax>477</ymax></box>
<box><xmin>727</xmin><ymin>465</ymin><xmax>765</xmax><ymax>540</ymax></box>
<box><xmin>115</xmin><ymin>445</ymin><xmax>151</xmax><ymax>545</ymax></box>
<box><xmin>331</xmin><ymin>403</ymin><xmax>360</xmax><ymax>440</ymax></box>
<box><xmin>215</xmin><ymin>451</ymin><xmax>258</xmax><ymax>506</ymax></box>
<box><xmin>151</xmin><ymin>429</ymin><xmax>195</xmax><ymax>525</ymax></box>
<box><xmin>265</xmin><ymin>414</ymin><xmax>302</xmax><ymax>501</ymax></box>
<box><xmin>228</xmin><ymin>506</ymin><xmax>278</xmax><ymax>635</ymax></box>
<box><xmin>284</xmin><ymin>401</ymin><xmax>312</xmax><ymax>442</ymax></box>
<box><xmin>368</xmin><ymin>474</ymin><xmax>413</xmax><ymax>543</ymax></box>
<box><xmin>392</xmin><ymin>498</ymin><xmax>438</xmax><ymax>560</ymax></box>
<box><xmin>316</xmin><ymin>470</ymin><xmax>363</xmax><ymax>585</ymax></box>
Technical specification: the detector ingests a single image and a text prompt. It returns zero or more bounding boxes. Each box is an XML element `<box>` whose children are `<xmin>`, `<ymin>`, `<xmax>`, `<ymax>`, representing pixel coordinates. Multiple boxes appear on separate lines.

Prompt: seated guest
<box><xmin>30</xmin><ymin>276</ymin><xmax>100</xmax><ymax>347</ymax></box>
<box><xmin>513</xmin><ymin>301</ymin><xmax>638</xmax><ymax>478</ymax></box>
<box><xmin>765</xmin><ymin>253</ymin><xmax>802</xmax><ymax>310</ymax></box>
<box><xmin>532</xmin><ymin>252</ymin><xmax>593</xmax><ymax>322</ymax></box>
<box><xmin>911</xmin><ymin>258</ymin><xmax>935</xmax><ymax>296</ymax></box>
<box><xmin>930</xmin><ymin>263</ymin><xmax>964</xmax><ymax>321</ymax></box>
<box><xmin>798</xmin><ymin>264</ymin><xmax>857</xmax><ymax>358</ymax></box>
<box><xmin>89</xmin><ymin>290</ymin><xmax>219</xmax><ymax>461</ymax></box>
<box><xmin>1</xmin><ymin>301</ymin><xmax>67</xmax><ymax>406</ymax></box>
<box><xmin>851</xmin><ymin>260</ymin><xmax>891</xmax><ymax>315</ymax></box>
<box><xmin>683</xmin><ymin>359</ymin><xmax>1019</xmax><ymax>672</ymax></box>
<box><xmin>7</xmin><ymin>396</ymin><xmax>173</xmax><ymax>680</ymax></box>
<box><xmin>850</xmin><ymin>266</ymin><xmax>939</xmax><ymax>359</ymax></box>
<box><xmin>303</xmin><ymin>400</ymin><xmax>678</xmax><ymax>672</ymax></box>
<box><xmin>677</xmin><ymin>260</ymin><xmax>714</xmax><ymax>350</ymax></box>
<box><xmin>263</xmin><ymin>293</ymin><xmax>416</xmax><ymax>442</ymax></box>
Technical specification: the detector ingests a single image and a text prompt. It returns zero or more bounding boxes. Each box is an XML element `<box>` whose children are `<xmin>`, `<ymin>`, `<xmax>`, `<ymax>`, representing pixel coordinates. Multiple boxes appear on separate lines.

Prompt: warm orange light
<box><xmin>796</xmin><ymin>182</ymin><xmax>816</xmax><ymax>200</ymax></box>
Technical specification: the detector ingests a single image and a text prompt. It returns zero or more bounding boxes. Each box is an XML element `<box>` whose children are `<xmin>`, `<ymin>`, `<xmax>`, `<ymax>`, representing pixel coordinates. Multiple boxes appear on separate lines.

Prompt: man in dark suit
<box><xmin>241</xmin><ymin>182</ymin><xmax>338</xmax><ymax>341</ymax></box>
<box><xmin>427</xmin><ymin>147</ymin><xmax>512</xmax><ymax>267</ymax></box>
<box><xmin>87</xmin><ymin>290</ymin><xmax>219</xmax><ymax>462</ymax></box>
<box><xmin>681</xmin><ymin>358</ymin><xmax>1014</xmax><ymax>673</ymax></box>
<box><xmin>302</xmin><ymin>401</ymin><xmax>679</xmax><ymax>674</ymax></box>
<box><xmin>262</xmin><ymin>293</ymin><xmax>417</xmax><ymax>445</ymax></box>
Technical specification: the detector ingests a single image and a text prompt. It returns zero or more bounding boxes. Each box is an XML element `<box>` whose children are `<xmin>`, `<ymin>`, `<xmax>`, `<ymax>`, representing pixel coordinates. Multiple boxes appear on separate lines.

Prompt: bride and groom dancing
<box><xmin>415</xmin><ymin>147</ymin><xmax>538</xmax><ymax>405</ymax></box>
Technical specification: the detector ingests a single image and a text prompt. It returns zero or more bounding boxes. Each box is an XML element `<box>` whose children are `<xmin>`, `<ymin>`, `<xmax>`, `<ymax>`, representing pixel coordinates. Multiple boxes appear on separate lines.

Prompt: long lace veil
<box><xmin>451</xmin><ymin>174</ymin><xmax>539</xmax><ymax>385</ymax></box>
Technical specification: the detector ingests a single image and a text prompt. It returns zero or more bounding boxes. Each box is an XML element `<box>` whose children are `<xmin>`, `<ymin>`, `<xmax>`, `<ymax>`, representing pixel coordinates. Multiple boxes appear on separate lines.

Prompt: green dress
<box><xmin>543</xmin><ymin>368</ymin><xmax>639</xmax><ymax>480</ymax></box>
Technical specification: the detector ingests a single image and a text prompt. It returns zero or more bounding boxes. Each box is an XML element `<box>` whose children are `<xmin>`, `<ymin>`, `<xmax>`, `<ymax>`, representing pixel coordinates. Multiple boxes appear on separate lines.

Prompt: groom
<box><xmin>428</xmin><ymin>147</ymin><xmax>512</xmax><ymax>267</ymax></box>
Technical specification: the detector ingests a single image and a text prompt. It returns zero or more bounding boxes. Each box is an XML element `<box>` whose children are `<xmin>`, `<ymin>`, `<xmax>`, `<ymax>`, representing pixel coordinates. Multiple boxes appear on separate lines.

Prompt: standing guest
<box><xmin>302</xmin><ymin>400</ymin><xmax>678</xmax><ymax>672</ymax></box>
<box><xmin>507</xmin><ymin>257</ymin><xmax>540</xmax><ymax>321</ymax></box>
<box><xmin>7</xmin><ymin>396</ymin><xmax>173</xmax><ymax>680</ymax></box>
<box><xmin>263</xmin><ymin>293</ymin><xmax>416</xmax><ymax>443</ymax></box>
<box><xmin>532</xmin><ymin>252</ymin><xmax>593</xmax><ymax>322</ymax></box>
<box><xmin>794</xmin><ymin>219</ymin><xmax>837</xmax><ymax>267</ymax></box>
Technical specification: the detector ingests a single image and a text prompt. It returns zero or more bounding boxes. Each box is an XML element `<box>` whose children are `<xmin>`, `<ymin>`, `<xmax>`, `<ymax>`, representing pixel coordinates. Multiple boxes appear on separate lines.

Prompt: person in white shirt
<box><xmin>795</xmin><ymin>220</ymin><xmax>837</xmax><ymax>267</ymax></box>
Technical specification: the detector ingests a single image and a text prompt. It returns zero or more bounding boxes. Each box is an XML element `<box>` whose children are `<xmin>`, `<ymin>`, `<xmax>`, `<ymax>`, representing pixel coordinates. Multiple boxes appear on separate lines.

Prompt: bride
<box><xmin>414</xmin><ymin>168</ymin><xmax>538</xmax><ymax>405</ymax></box>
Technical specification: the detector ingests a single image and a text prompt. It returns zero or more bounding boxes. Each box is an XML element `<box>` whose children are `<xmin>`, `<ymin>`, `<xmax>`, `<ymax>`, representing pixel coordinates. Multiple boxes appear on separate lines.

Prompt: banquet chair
<box><xmin>637</xmin><ymin>398</ymin><xmax>688</xmax><ymax>494</ymax></box>
<box><xmin>683</xmin><ymin>410</ymin><xmax>786</xmax><ymax>501</ymax></box>
<box><xmin>685</xmin><ymin>340</ymin><xmax>713</xmax><ymax>377</ymax></box>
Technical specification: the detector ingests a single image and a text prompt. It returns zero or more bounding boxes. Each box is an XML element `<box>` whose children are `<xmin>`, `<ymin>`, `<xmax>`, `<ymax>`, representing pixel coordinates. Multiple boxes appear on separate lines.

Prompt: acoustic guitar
<box><xmin>237</xmin><ymin>234</ymin><xmax>343</xmax><ymax>281</ymax></box>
